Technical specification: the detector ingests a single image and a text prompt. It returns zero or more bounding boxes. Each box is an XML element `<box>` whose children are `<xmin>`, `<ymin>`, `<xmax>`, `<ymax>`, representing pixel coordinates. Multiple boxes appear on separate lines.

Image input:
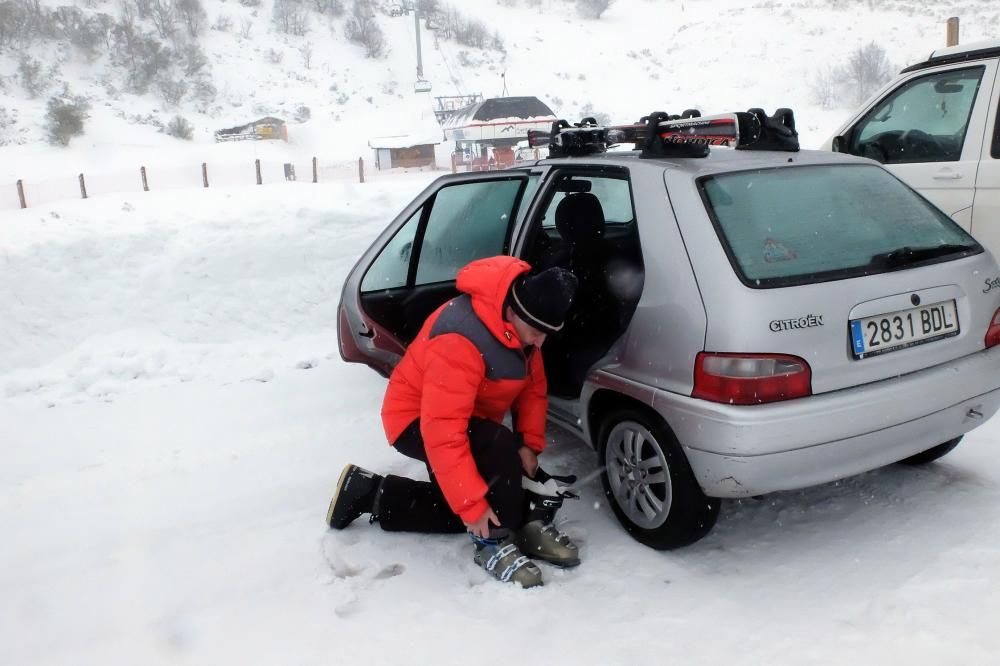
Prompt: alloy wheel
<box><xmin>605</xmin><ymin>420</ymin><xmax>672</xmax><ymax>529</ymax></box>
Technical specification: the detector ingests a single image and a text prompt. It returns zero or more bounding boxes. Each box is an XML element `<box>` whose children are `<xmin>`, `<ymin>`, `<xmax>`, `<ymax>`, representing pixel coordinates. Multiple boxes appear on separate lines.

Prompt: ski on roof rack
<box><xmin>527</xmin><ymin>108</ymin><xmax>799</xmax><ymax>158</ymax></box>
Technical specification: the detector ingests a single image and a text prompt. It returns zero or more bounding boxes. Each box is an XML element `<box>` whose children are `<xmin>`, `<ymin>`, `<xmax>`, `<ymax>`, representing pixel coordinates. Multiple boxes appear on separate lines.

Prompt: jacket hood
<box><xmin>455</xmin><ymin>256</ymin><xmax>531</xmax><ymax>347</ymax></box>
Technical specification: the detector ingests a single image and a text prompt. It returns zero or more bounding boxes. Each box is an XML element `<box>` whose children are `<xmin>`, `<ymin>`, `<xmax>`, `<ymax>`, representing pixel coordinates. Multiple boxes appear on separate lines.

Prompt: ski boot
<box><xmin>471</xmin><ymin>533</ymin><xmax>543</xmax><ymax>589</ymax></box>
<box><xmin>326</xmin><ymin>464</ymin><xmax>383</xmax><ymax>529</ymax></box>
<box><xmin>514</xmin><ymin>469</ymin><xmax>581</xmax><ymax>568</ymax></box>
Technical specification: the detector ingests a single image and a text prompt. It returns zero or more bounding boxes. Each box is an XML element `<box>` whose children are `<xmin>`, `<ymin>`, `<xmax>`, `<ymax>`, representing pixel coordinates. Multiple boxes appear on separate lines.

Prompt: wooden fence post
<box><xmin>946</xmin><ymin>17</ymin><xmax>959</xmax><ymax>46</ymax></box>
<box><xmin>16</xmin><ymin>179</ymin><xmax>27</xmax><ymax>209</ymax></box>
<box><xmin>202</xmin><ymin>162</ymin><xmax>209</xmax><ymax>188</ymax></box>
<box><xmin>78</xmin><ymin>173</ymin><xmax>88</xmax><ymax>199</ymax></box>
<box><xmin>451</xmin><ymin>152</ymin><xmax>457</xmax><ymax>174</ymax></box>
<box><xmin>140</xmin><ymin>166</ymin><xmax>149</xmax><ymax>192</ymax></box>
<box><xmin>358</xmin><ymin>157</ymin><xmax>365</xmax><ymax>183</ymax></box>
<box><xmin>255</xmin><ymin>159</ymin><xmax>262</xmax><ymax>185</ymax></box>
<box><xmin>312</xmin><ymin>157</ymin><xmax>318</xmax><ymax>183</ymax></box>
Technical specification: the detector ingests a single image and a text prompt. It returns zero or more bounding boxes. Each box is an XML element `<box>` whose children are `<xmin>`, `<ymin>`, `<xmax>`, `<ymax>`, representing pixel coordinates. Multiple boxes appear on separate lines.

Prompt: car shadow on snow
<box><xmin>541</xmin><ymin>423</ymin><xmax>997</xmax><ymax>576</ymax></box>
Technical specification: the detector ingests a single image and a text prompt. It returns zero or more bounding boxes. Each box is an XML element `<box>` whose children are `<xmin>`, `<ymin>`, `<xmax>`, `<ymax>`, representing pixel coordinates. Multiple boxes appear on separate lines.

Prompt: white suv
<box><xmin>826</xmin><ymin>39</ymin><xmax>1000</xmax><ymax>255</ymax></box>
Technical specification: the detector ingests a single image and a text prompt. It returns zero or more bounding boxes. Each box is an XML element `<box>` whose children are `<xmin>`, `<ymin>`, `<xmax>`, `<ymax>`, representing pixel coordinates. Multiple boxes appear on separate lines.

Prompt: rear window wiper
<box><xmin>868</xmin><ymin>243</ymin><xmax>978</xmax><ymax>268</ymax></box>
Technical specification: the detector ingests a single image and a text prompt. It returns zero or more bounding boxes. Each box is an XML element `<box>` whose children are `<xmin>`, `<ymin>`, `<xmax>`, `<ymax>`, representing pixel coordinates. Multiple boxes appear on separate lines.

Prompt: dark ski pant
<box><xmin>376</xmin><ymin>417</ymin><xmax>525</xmax><ymax>534</ymax></box>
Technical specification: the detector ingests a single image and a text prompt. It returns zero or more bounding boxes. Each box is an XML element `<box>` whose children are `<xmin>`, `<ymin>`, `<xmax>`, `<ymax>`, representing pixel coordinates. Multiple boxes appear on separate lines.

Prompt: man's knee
<box><xmin>467</xmin><ymin>418</ymin><xmax>520</xmax><ymax>454</ymax></box>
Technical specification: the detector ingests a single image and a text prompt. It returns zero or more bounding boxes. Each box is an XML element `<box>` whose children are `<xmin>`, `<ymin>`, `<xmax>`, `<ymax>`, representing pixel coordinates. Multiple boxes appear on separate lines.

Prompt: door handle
<box><xmin>358</xmin><ymin>324</ymin><xmax>375</xmax><ymax>338</ymax></box>
<box><xmin>932</xmin><ymin>169</ymin><xmax>962</xmax><ymax>180</ymax></box>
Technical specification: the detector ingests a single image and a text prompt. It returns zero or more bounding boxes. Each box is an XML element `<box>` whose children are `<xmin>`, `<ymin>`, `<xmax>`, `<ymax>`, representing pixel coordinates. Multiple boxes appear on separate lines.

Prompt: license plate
<box><xmin>850</xmin><ymin>300</ymin><xmax>959</xmax><ymax>358</ymax></box>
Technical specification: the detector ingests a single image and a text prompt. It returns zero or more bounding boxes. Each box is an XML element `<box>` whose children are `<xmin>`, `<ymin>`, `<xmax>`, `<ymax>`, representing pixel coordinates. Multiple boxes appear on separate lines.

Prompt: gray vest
<box><xmin>429</xmin><ymin>295</ymin><xmax>527</xmax><ymax>381</ymax></box>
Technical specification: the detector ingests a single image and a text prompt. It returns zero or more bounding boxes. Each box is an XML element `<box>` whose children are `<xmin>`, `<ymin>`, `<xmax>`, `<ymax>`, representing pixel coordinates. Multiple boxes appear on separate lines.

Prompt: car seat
<box><xmin>543</xmin><ymin>193</ymin><xmax>621</xmax><ymax>396</ymax></box>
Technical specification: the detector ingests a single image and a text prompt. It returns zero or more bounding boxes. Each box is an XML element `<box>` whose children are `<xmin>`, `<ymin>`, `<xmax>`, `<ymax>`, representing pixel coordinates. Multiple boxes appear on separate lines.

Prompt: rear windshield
<box><xmin>699</xmin><ymin>164</ymin><xmax>981</xmax><ymax>288</ymax></box>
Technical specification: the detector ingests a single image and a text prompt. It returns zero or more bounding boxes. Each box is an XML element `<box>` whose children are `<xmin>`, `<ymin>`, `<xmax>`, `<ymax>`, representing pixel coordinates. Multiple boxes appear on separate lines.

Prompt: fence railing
<box><xmin>3</xmin><ymin>156</ymin><xmax>443</xmax><ymax>210</ymax></box>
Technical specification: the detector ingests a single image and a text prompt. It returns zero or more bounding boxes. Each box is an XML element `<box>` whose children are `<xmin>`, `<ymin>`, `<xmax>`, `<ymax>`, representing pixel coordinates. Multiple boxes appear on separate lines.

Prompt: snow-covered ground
<box><xmin>3</xmin><ymin>181</ymin><xmax>1000</xmax><ymax>665</ymax></box>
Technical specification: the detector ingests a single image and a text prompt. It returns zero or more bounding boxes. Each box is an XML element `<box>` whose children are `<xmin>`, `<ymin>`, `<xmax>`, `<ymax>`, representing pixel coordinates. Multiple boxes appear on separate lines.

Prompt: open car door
<box><xmin>338</xmin><ymin>170</ymin><xmax>541</xmax><ymax>376</ymax></box>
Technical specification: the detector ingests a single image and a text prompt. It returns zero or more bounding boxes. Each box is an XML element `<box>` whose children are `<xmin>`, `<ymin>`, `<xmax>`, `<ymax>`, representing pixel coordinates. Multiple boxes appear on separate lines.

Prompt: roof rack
<box><xmin>527</xmin><ymin>108</ymin><xmax>799</xmax><ymax>158</ymax></box>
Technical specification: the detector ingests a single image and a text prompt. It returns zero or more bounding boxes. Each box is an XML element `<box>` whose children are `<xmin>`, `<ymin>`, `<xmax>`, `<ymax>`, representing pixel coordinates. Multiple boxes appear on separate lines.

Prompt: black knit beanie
<box><xmin>507</xmin><ymin>268</ymin><xmax>578</xmax><ymax>335</ymax></box>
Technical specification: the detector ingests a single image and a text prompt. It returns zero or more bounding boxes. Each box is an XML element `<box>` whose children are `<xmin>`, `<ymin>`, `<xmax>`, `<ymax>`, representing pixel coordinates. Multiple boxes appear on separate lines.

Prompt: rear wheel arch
<box><xmin>587</xmin><ymin>389</ymin><xmax>720</xmax><ymax>549</ymax></box>
<box><xmin>586</xmin><ymin>389</ymin><xmax>654</xmax><ymax>449</ymax></box>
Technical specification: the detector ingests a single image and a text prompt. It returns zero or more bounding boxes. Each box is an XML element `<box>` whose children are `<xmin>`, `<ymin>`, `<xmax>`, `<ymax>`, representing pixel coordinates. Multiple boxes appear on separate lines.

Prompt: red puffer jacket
<box><xmin>380</xmin><ymin>256</ymin><xmax>548</xmax><ymax>524</ymax></box>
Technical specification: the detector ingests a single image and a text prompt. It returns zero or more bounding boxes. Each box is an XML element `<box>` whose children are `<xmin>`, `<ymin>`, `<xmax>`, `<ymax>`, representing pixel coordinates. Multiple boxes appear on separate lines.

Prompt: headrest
<box><xmin>554</xmin><ymin>193</ymin><xmax>605</xmax><ymax>245</ymax></box>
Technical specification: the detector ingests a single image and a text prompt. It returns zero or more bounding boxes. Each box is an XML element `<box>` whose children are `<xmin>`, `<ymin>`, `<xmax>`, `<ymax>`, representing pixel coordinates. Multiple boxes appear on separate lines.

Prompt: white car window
<box><xmin>850</xmin><ymin>66</ymin><xmax>984</xmax><ymax>164</ymax></box>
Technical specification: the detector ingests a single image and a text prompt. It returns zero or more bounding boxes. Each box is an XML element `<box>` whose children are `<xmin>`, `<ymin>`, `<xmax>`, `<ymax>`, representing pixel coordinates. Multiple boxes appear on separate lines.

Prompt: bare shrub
<box><xmin>212</xmin><ymin>14</ymin><xmax>233</xmax><ymax>32</ymax></box>
<box><xmin>1</xmin><ymin>0</ymin><xmax>46</xmax><ymax>49</ymax></box>
<box><xmin>190</xmin><ymin>77</ymin><xmax>216</xmax><ymax>111</ymax></box>
<box><xmin>238</xmin><ymin>0</ymin><xmax>260</xmax><ymax>6</ymax></box>
<box><xmin>811</xmin><ymin>42</ymin><xmax>893</xmax><ymax>108</ymax></box>
<box><xmin>266</xmin><ymin>47</ymin><xmax>284</xmax><ymax>64</ymax></box>
<box><xmin>272</xmin><ymin>0</ymin><xmax>309</xmax><ymax>36</ymax></box>
<box><xmin>345</xmin><ymin>1</ymin><xmax>385</xmax><ymax>58</ymax></box>
<box><xmin>294</xmin><ymin>104</ymin><xmax>311</xmax><ymax>122</ymax></box>
<box><xmin>842</xmin><ymin>41</ymin><xmax>893</xmax><ymax>105</ymax></box>
<box><xmin>165</xmin><ymin>114</ymin><xmax>194</xmax><ymax>139</ymax></box>
<box><xmin>453</xmin><ymin>17</ymin><xmax>489</xmax><ymax>48</ymax></box>
<box><xmin>300</xmin><ymin>42</ymin><xmax>313</xmax><ymax>68</ymax></box>
<box><xmin>156</xmin><ymin>75</ymin><xmax>187</xmax><ymax>106</ymax></box>
<box><xmin>52</xmin><ymin>6</ymin><xmax>104</xmax><ymax>59</ymax></box>
<box><xmin>809</xmin><ymin>66</ymin><xmax>840</xmax><ymax>109</ymax></box>
<box><xmin>313</xmin><ymin>0</ymin><xmax>344</xmax><ymax>15</ymax></box>
<box><xmin>175</xmin><ymin>0</ymin><xmax>207</xmax><ymax>38</ymax></box>
<box><xmin>18</xmin><ymin>55</ymin><xmax>49</xmax><ymax>98</ymax></box>
<box><xmin>576</xmin><ymin>0</ymin><xmax>614</xmax><ymax>19</ymax></box>
<box><xmin>434</xmin><ymin>2</ymin><xmax>503</xmax><ymax>51</ymax></box>
<box><xmin>149</xmin><ymin>0</ymin><xmax>176</xmax><ymax>39</ymax></box>
<box><xmin>45</xmin><ymin>90</ymin><xmax>90</xmax><ymax>146</ymax></box>
<box><xmin>180</xmin><ymin>43</ymin><xmax>208</xmax><ymax>76</ymax></box>
<box><xmin>112</xmin><ymin>22</ymin><xmax>173</xmax><ymax>93</ymax></box>
<box><xmin>134</xmin><ymin>0</ymin><xmax>152</xmax><ymax>19</ymax></box>
<box><xmin>0</xmin><ymin>106</ymin><xmax>19</xmax><ymax>145</ymax></box>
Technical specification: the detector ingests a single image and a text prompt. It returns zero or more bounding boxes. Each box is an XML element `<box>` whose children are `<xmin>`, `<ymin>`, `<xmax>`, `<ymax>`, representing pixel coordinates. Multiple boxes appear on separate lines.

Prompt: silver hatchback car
<box><xmin>338</xmin><ymin>109</ymin><xmax>1000</xmax><ymax>549</ymax></box>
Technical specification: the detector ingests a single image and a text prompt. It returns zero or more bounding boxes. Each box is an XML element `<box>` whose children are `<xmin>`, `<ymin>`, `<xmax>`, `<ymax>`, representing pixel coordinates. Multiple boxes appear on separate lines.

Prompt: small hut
<box><xmin>369</xmin><ymin>105</ymin><xmax>444</xmax><ymax>170</ymax></box>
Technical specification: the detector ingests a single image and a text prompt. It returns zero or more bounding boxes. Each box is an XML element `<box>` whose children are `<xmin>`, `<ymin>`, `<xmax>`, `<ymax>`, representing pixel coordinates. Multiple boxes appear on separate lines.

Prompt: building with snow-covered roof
<box><xmin>441</xmin><ymin>96</ymin><xmax>557</xmax><ymax>147</ymax></box>
<box><xmin>368</xmin><ymin>99</ymin><xmax>445</xmax><ymax>170</ymax></box>
<box><xmin>440</xmin><ymin>96</ymin><xmax>557</xmax><ymax>169</ymax></box>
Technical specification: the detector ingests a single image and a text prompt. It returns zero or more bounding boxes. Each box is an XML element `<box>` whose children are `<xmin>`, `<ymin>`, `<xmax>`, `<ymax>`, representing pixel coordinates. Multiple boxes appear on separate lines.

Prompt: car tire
<box><xmin>598</xmin><ymin>408</ymin><xmax>720</xmax><ymax>550</ymax></box>
<box><xmin>898</xmin><ymin>436</ymin><xmax>962</xmax><ymax>465</ymax></box>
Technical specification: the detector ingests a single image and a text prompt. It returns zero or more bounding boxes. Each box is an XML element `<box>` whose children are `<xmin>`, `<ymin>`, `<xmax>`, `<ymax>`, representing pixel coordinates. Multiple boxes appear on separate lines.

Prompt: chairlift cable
<box><xmin>433</xmin><ymin>32</ymin><xmax>467</xmax><ymax>96</ymax></box>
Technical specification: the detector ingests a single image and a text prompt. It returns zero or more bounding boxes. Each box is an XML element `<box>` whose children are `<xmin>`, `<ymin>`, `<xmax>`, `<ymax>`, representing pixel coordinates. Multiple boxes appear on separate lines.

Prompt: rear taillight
<box><xmin>693</xmin><ymin>352</ymin><xmax>812</xmax><ymax>405</ymax></box>
<box><xmin>986</xmin><ymin>308</ymin><xmax>1000</xmax><ymax>349</ymax></box>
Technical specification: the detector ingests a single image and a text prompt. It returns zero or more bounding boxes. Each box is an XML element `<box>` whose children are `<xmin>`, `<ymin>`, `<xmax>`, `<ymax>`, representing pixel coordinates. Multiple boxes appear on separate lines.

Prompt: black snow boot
<box><xmin>326</xmin><ymin>464</ymin><xmax>383</xmax><ymax>529</ymax></box>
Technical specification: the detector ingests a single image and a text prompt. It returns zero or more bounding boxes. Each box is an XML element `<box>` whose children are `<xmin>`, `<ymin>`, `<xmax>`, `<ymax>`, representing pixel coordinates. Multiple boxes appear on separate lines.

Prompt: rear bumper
<box><xmin>631</xmin><ymin>346</ymin><xmax>1000</xmax><ymax>497</ymax></box>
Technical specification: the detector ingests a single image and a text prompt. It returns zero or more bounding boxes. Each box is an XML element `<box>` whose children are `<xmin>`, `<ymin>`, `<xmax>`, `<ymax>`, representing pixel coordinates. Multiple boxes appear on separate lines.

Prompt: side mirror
<box><xmin>831</xmin><ymin>135</ymin><xmax>850</xmax><ymax>153</ymax></box>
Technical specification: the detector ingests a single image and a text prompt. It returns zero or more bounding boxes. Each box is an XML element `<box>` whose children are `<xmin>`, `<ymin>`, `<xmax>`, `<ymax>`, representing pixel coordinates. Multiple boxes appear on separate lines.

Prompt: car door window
<box><xmin>541</xmin><ymin>176</ymin><xmax>634</xmax><ymax>227</ymax></box>
<box><xmin>361</xmin><ymin>207</ymin><xmax>421</xmax><ymax>292</ymax></box>
<box><xmin>850</xmin><ymin>66</ymin><xmax>984</xmax><ymax>164</ymax></box>
<box><xmin>415</xmin><ymin>179</ymin><xmax>526</xmax><ymax>284</ymax></box>
<box><xmin>361</xmin><ymin>177</ymin><xmax>534</xmax><ymax>293</ymax></box>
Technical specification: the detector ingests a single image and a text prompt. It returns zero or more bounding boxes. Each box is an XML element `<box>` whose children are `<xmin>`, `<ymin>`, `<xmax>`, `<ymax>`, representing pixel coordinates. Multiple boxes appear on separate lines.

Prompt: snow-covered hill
<box><xmin>1</xmin><ymin>0</ymin><xmax>998</xmax><ymax>186</ymax></box>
